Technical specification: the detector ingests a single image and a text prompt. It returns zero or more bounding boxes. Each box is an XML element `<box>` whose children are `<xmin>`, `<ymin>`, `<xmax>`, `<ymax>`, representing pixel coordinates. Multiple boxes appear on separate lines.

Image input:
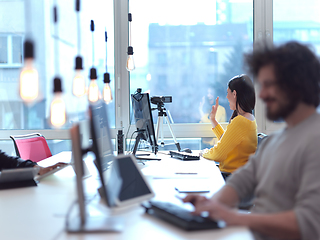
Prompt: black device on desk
<box><xmin>169</xmin><ymin>150</ymin><xmax>200</xmax><ymax>161</ymax></box>
<box><xmin>0</xmin><ymin>167</ymin><xmax>39</xmax><ymax>190</ymax></box>
<box><xmin>143</xmin><ymin>201</ymin><xmax>220</xmax><ymax>231</ymax></box>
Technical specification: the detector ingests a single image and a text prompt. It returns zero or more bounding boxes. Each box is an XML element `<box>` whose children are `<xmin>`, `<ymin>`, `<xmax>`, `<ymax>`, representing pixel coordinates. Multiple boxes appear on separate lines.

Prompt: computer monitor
<box><xmin>68</xmin><ymin>100</ymin><xmax>154</xmax><ymax>232</ymax></box>
<box><xmin>89</xmin><ymin>100</ymin><xmax>122</xmax><ymax>208</ymax></box>
<box><xmin>69</xmin><ymin>124</ymin><xmax>86</xmax><ymax>228</ymax></box>
<box><xmin>90</xmin><ymin>100</ymin><xmax>154</xmax><ymax>205</ymax></box>
<box><xmin>69</xmin><ymin>119</ymin><xmax>91</xmax><ymax>179</ymax></box>
<box><xmin>68</xmin><ymin>122</ymin><xmax>123</xmax><ymax>233</ymax></box>
<box><xmin>131</xmin><ymin>89</ymin><xmax>158</xmax><ymax>157</ymax></box>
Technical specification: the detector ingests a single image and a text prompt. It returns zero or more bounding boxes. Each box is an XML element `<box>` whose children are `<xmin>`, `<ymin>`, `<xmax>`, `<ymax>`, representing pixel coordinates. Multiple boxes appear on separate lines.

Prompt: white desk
<box><xmin>0</xmin><ymin>151</ymin><xmax>254</xmax><ymax>240</ymax></box>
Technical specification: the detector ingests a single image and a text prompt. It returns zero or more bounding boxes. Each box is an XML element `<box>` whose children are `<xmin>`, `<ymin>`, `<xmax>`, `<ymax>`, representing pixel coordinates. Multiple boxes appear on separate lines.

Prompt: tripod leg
<box><xmin>160</xmin><ymin>116</ymin><xmax>164</xmax><ymax>147</ymax></box>
<box><xmin>156</xmin><ymin>116</ymin><xmax>164</xmax><ymax>147</ymax></box>
<box><xmin>164</xmin><ymin>115</ymin><xmax>181</xmax><ymax>151</ymax></box>
<box><xmin>156</xmin><ymin>116</ymin><xmax>161</xmax><ymax>144</ymax></box>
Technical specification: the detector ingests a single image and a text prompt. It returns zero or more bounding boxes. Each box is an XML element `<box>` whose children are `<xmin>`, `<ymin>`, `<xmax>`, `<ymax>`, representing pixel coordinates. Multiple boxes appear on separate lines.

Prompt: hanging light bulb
<box><xmin>103</xmin><ymin>72</ymin><xmax>112</xmax><ymax>104</ymax></box>
<box><xmin>126</xmin><ymin>13</ymin><xmax>135</xmax><ymax>71</ymax></box>
<box><xmin>72</xmin><ymin>56</ymin><xmax>86</xmax><ymax>97</ymax></box>
<box><xmin>19</xmin><ymin>40</ymin><xmax>39</xmax><ymax>103</ymax></box>
<box><xmin>126</xmin><ymin>46</ymin><xmax>135</xmax><ymax>71</ymax></box>
<box><xmin>88</xmin><ymin>67</ymin><xmax>99</xmax><ymax>102</ymax></box>
<box><xmin>87</xmin><ymin>20</ymin><xmax>100</xmax><ymax>102</ymax></box>
<box><xmin>50</xmin><ymin>77</ymin><xmax>66</xmax><ymax>127</ymax></box>
<box><xmin>73</xmin><ymin>0</ymin><xmax>85</xmax><ymax>98</ymax></box>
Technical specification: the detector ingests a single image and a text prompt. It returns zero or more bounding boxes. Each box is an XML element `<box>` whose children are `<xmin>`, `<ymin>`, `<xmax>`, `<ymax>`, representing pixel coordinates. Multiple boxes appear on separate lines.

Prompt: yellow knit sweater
<box><xmin>202</xmin><ymin>115</ymin><xmax>257</xmax><ymax>173</ymax></box>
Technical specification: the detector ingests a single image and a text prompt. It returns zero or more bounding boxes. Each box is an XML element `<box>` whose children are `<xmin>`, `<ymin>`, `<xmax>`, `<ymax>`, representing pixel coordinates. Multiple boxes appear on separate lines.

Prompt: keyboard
<box><xmin>169</xmin><ymin>151</ymin><xmax>200</xmax><ymax>161</ymax></box>
<box><xmin>144</xmin><ymin>201</ymin><xmax>220</xmax><ymax>231</ymax></box>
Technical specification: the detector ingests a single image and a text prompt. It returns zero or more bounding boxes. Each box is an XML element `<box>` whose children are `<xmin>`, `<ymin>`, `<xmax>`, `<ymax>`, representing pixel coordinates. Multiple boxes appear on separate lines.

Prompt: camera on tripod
<box><xmin>151</xmin><ymin>96</ymin><xmax>172</xmax><ymax>105</ymax></box>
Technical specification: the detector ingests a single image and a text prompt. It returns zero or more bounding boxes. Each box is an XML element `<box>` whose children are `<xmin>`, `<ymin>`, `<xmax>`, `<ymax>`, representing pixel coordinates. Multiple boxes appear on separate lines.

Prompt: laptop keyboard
<box><xmin>144</xmin><ymin>201</ymin><xmax>219</xmax><ymax>231</ymax></box>
<box><xmin>169</xmin><ymin>151</ymin><xmax>200</xmax><ymax>161</ymax></box>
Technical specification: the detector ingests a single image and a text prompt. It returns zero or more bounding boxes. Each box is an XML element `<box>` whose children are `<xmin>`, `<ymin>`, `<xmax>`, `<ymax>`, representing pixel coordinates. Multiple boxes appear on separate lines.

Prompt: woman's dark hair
<box><xmin>228</xmin><ymin>74</ymin><xmax>255</xmax><ymax>121</ymax></box>
<box><xmin>244</xmin><ymin>41</ymin><xmax>320</xmax><ymax>107</ymax></box>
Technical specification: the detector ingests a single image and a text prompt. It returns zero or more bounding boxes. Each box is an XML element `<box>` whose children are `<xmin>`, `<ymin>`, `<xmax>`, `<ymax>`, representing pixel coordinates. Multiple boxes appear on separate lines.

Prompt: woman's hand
<box><xmin>36</xmin><ymin>162</ymin><xmax>69</xmax><ymax>175</ymax></box>
<box><xmin>200</xmin><ymin>148</ymin><xmax>209</xmax><ymax>157</ymax></box>
<box><xmin>209</xmin><ymin>97</ymin><xmax>219</xmax><ymax>128</ymax></box>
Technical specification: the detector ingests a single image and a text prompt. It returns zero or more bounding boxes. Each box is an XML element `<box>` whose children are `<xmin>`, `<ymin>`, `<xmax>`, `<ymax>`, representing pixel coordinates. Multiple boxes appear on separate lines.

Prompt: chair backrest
<box><xmin>10</xmin><ymin>133</ymin><xmax>52</xmax><ymax>162</ymax></box>
<box><xmin>258</xmin><ymin>132</ymin><xmax>268</xmax><ymax>146</ymax></box>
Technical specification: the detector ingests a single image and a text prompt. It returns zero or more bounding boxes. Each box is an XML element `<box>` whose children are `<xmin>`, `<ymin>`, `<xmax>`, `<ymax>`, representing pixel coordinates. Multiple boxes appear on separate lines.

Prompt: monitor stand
<box><xmin>67</xmin><ymin>206</ymin><xmax>124</xmax><ymax>233</ymax></box>
<box><xmin>133</xmin><ymin>132</ymin><xmax>160</xmax><ymax>161</ymax></box>
<box><xmin>68</xmin><ymin>130</ymin><xmax>124</xmax><ymax>233</ymax></box>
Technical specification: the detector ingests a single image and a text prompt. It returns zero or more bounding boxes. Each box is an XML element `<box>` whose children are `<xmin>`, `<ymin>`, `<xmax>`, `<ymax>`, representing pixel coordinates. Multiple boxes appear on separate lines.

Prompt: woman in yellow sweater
<box><xmin>201</xmin><ymin>74</ymin><xmax>257</xmax><ymax>176</ymax></box>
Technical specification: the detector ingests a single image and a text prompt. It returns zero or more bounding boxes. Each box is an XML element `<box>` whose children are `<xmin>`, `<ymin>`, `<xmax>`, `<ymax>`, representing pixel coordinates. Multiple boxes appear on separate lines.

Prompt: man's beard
<box><xmin>265</xmin><ymin>94</ymin><xmax>300</xmax><ymax>121</ymax></box>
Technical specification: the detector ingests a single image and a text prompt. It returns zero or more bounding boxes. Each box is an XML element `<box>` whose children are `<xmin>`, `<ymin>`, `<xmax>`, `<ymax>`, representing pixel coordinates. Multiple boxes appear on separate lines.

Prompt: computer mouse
<box><xmin>181</xmin><ymin>148</ymin><xmax>192</xmax><ymax>153</ymax></box>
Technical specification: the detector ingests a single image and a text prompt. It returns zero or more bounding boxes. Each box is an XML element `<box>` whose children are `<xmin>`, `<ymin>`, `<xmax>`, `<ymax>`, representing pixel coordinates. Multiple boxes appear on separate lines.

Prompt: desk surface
<box><xmin>0</xmin><ymin>151</ymin><xmax>254</xmax><ymax>240</ymax></box>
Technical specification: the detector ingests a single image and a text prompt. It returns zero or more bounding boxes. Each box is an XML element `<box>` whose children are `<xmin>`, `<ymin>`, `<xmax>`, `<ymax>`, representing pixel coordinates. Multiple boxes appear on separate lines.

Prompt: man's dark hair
<box><xmin>245</xmin><ymin>41</ymin><xmax>320</xmax><ymax>107</ymax></box>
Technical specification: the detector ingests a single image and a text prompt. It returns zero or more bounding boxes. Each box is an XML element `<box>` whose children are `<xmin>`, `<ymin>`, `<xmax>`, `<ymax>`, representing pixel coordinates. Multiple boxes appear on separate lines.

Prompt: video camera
<box><xmin>151</xmin><ymin>96</ymin><xmax>172</xmax><ymax>105</ymax></box>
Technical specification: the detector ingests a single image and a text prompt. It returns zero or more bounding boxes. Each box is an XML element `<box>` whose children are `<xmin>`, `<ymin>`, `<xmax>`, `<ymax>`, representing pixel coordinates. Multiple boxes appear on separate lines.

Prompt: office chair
<box><xmin>221</xmin><ymin>132</ymin><xmax>268</xmax><ymax>180</ymax></box>
<box><xmin>220</xmin><ymin>132</ymin><xmax>268</xmax><ymax>209</ymax></box>
<box><xmin>238</xmin><ymin>132</ymin><xmax>268</xmax><ymax>210</ymax></box>
<box><xmin>258</xmin><ymin>132</ymin><xmax>268</xmax><ymax>145</ymax></box>
<box><xmin>10</xmin><ymin>133</ymin><xmax>52</xmax><ymax>162</ymax></box>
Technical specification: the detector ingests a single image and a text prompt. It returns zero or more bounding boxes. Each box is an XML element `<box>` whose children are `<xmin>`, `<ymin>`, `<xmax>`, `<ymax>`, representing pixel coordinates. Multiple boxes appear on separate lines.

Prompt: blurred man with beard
<box><xmin>183</xmin><ymin>41</ymin><xmax>320</xmax><ymax>240</ymax></box>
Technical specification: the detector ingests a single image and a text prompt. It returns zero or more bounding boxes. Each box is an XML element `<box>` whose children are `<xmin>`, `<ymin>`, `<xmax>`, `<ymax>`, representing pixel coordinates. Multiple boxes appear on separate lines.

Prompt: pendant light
<box><xmin>103</xmin><ymin>29</ymin><xmax>112</xmax><ymax>104</ymax></box>
<box><xmin>103</xmin><ymin>72</ymin><xmax>112</xmax><ymax>104</ymax></box>
<box><xmin>19</xmin><ymin>0</ymin><xmax>39</xmax><ymax>103</ymax></box>
<box><xmin>73</xmin><ymin>0</ymin><xmax>86</xmax><ymax>97</ymax></box>
<box><xmin>50</xmin><ymin>4</ymin><xmax>66</xmax><ymax>127</ymax></box>
<box><xmin>126</xmin><ymin>13</ymin><xmax>135</xmax><ymax>71</ymax></box>
<box><xmin>88</xmin><ymin>20</ymin><xmax>100</xmax><ymax>103</ymax></box>
<box><xmin>20</xmin><ymin>40</ymin><xmax>39</xmax><ymax>103</ymax></box>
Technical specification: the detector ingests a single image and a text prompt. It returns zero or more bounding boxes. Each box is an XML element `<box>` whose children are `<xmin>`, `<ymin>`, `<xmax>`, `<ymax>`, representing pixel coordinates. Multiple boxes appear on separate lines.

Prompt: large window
<box><xmin>0</xmin><ymin>0</ymin><xmax>115</xmax><ymax>134</ymax></box>
<box><xmin>262</xmin><ymin>0</ymin><xmax>320</xmax><ymax>133</ymax></box>
<box><xmin>129</xmin><ymin>0</ymin><xmax>253</xmax><ymax>125</ymax></box>
<box><xmin>0</xmin><ymin>34</ymin><xmax>23</xmax><ymax>67</ymax></box>
<box><xmin>1</xmin><ymin>0</ymin><xmax>319</xmax><ymax>147</ymax></box>
<box><xmin>274</xmin><ymin>0</ymin><xmax>320</xmax><ymax>47</ymax></box>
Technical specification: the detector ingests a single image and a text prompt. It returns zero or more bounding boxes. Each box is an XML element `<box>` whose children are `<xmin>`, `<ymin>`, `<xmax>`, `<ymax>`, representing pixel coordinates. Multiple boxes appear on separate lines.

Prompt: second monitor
<box><xmin>131</xmin><ymin>89</ymin><xmax>158</xmax><ymax>158</ymax></box>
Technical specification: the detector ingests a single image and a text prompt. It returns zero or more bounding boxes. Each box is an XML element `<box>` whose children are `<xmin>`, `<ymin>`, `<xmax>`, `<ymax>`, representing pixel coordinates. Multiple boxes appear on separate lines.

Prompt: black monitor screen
<box><xmin>131</xmin><ymin>92</ymin><xmax>158</xmax><ymax>155</ymax></box>
<box><xmin>90</xmin><ymin>100</ymin><xmax>122</xmax><ymax>207</ymax></box>
<box><xmin>117</xmin><ymin>155</ymin><xmax>153</xmax><ymax>201</ymax></box>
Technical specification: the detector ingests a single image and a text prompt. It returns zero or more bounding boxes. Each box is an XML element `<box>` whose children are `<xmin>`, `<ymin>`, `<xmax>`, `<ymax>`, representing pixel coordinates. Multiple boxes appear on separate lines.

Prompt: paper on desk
<box><xmin>174</xmin><ymin>178</ymin><xmax>211</xmax><ymax>193</ymax></box>
<box><xmin>141</xmin><ymin>161</ymin><xmax>212</xmax><ymax>179</ymax></box>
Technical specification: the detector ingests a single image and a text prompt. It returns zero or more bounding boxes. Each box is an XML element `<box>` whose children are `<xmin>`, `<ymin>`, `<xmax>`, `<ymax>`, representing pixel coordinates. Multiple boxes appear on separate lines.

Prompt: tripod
<box><xmin>153</xmin><ymin>103</ymin><xmax>181</xmax><ymax>151</ymax></box>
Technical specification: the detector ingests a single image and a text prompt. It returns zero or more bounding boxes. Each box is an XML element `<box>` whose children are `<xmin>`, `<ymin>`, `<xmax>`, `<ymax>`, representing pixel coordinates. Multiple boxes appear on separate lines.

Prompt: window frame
<box><xmin>0</xmin><ymin>34</ymin><xmax>24</xmax><ymax>68</ymax></box>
